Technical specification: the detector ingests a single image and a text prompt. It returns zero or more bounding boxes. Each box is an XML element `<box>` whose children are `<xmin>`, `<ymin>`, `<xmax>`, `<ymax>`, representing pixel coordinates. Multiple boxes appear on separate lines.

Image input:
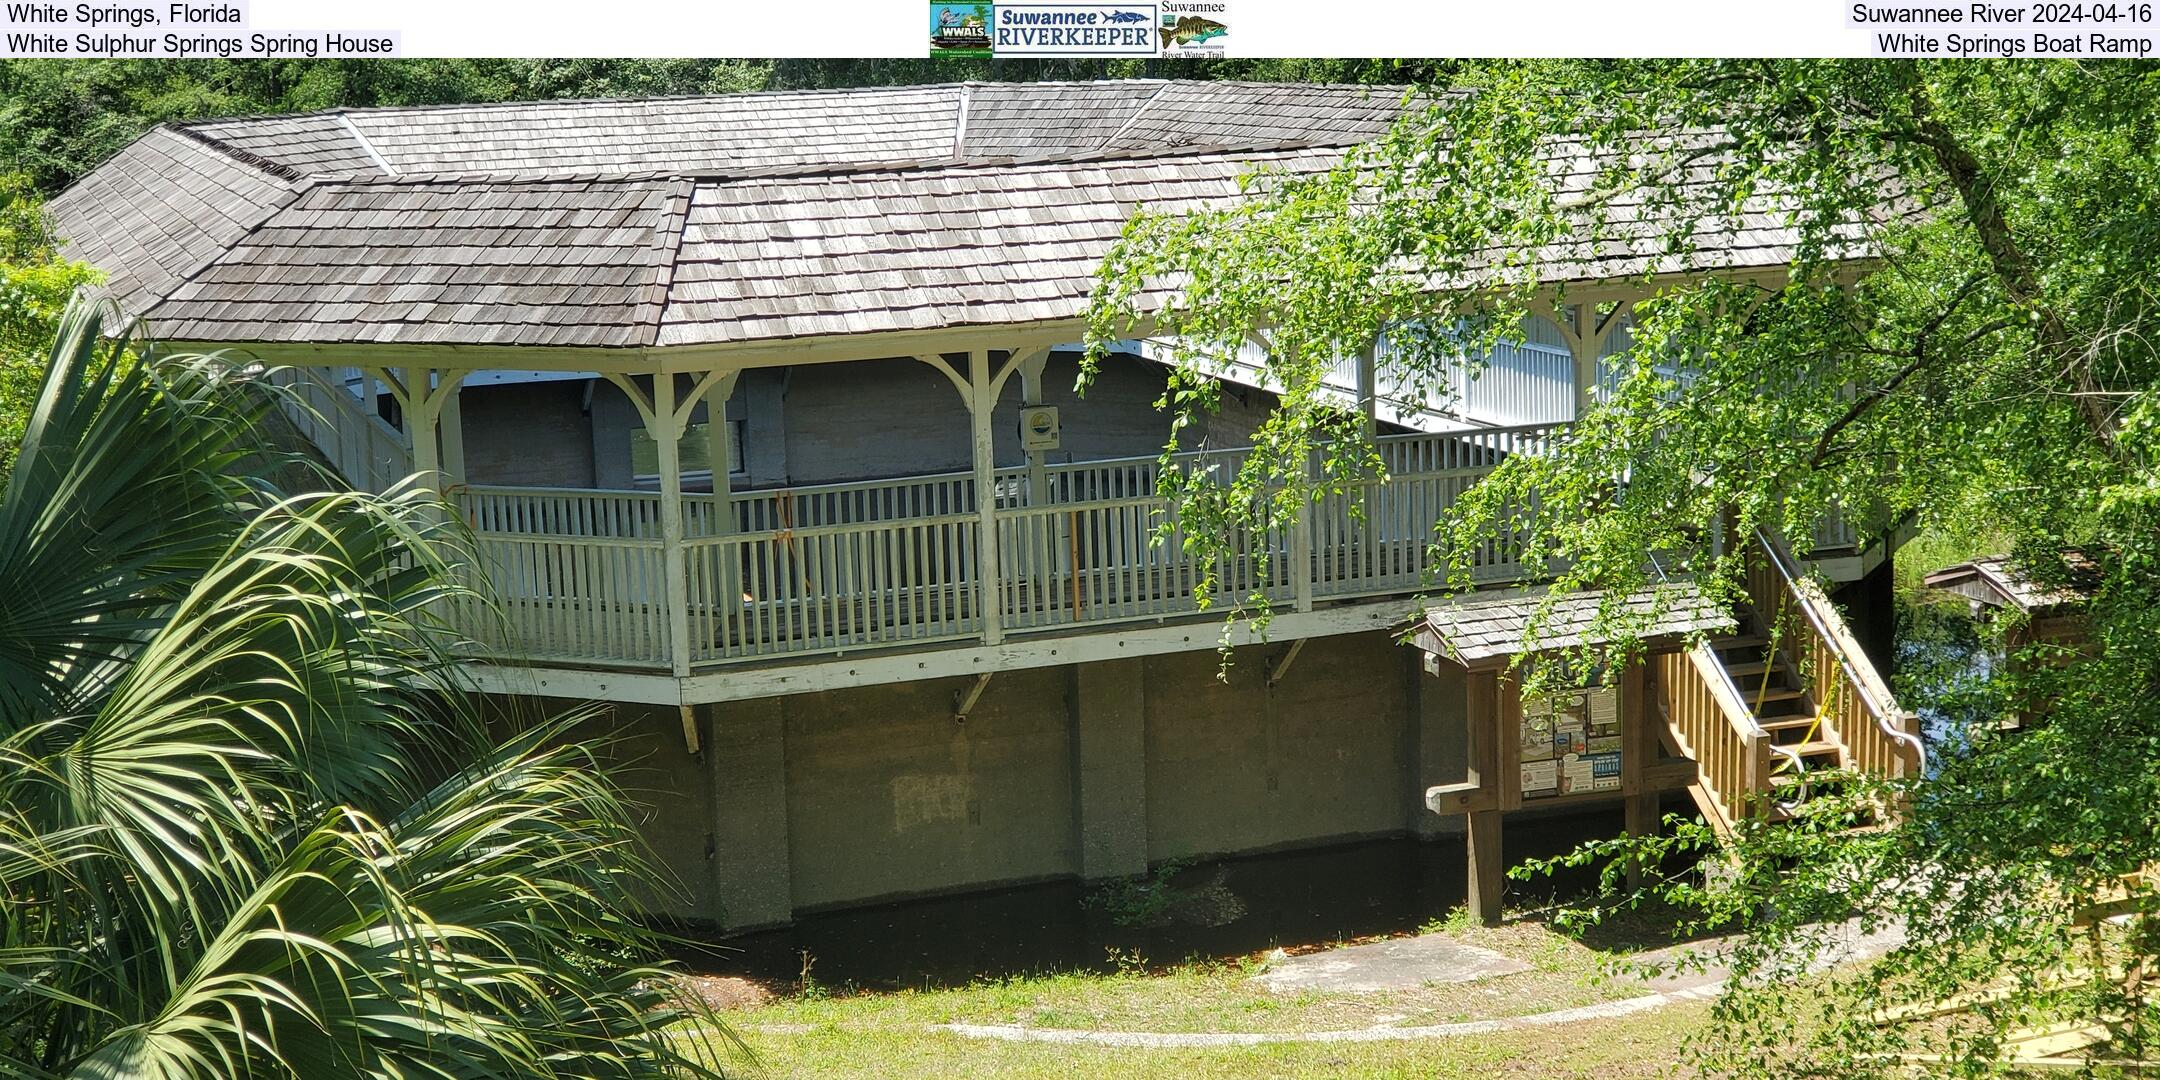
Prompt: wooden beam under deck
<box><xmin>458</xmin><ymin>591</ymin><xmax>1491</xmax><ymax>708</ymax></box>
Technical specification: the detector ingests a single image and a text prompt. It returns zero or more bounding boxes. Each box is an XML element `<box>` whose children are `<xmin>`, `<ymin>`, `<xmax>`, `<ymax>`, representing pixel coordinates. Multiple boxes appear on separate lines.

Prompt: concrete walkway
<box><xmin>1251</xmin><ymin>935</ymin><xmax>1530</xmax><ymax>994</ymax></box>
<box><xmin>939</xmin><ymin>917</ymin><xmax>1906</xmax><ymax>1047</ymax></box>
<box><xmin>941</xmin><ymin>981</ymin><xmax>1729</xmax><ymax>1047</ymax></box>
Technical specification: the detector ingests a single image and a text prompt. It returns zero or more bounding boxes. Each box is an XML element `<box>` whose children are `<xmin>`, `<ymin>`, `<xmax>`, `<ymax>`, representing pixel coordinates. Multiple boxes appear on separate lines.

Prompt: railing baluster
<box><xmin>448</xmin><ymin>421</ymin><xmax>1570</xmax><ymax>669</ymax></box>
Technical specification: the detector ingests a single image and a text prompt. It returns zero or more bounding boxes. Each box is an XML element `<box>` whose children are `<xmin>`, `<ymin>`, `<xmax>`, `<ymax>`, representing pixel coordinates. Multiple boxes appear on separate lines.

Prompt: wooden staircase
<box><xmin>262</xmin><ymin>366</ymin><xmax>411</xmax><ymax>493</ymax></box>
<box><xmin>1658</xmin><ymin>533</ymin><xmax>1924</xmax><ymax>837</ymax></box>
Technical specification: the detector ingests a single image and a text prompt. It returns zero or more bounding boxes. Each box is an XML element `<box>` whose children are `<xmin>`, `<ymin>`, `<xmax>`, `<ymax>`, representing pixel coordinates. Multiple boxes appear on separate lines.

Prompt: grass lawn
<box><xmin>687</xmin><ymin>910</ymin><xmax>1729</xmax><ymax>1078</ymax></box>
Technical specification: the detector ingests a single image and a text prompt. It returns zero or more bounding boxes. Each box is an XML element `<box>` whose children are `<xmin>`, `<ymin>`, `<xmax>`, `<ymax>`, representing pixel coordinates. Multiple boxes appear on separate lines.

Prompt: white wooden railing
<box><xmin>449</xmin><ymin>422</ymin><xmax>1562</xmax><ymax>670</ymax></box>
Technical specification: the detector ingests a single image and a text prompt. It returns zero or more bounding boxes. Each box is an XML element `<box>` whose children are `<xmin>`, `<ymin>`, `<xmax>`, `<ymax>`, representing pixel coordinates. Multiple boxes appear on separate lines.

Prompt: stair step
<box><xmin>1724</xmin><ymin>660</ymin><xmax>1788</xmax><ymax>678</ymax></box>
<box><xmin>1745</xmin><ymin>686</ymin><xmax>1809</xmax><ymax>702</ymax></box>
<box><xmin>1787</xmin><ymin>740</ymin><xmax>1841</xmax><ymax>759</ymax></box>
<box><xmin>1712</xmin><ymin>633</ymin><xmax>1768</xmax><ymax>649</ymax></box>
<box><xmin>1759</xmin><ymin>715</ymin><xmax>1820</xmax><ymax>732</ymax></box>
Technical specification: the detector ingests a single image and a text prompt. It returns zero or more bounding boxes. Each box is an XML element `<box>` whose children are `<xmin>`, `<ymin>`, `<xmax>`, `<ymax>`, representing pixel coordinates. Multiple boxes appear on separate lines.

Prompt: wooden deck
<box><xmin>448</xmin><ymin>423</ymin><xmax>1560</xmax><ymax>672</ymax></box>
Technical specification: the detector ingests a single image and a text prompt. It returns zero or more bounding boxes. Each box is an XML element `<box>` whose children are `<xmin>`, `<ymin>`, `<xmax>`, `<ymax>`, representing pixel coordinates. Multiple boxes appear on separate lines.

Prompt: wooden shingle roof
<box><xmin>187</xmin><ymin>113</ymin><xmax>384</xmax><ymax>177</ymax></box>
<box><xmin>1416</xmin><ymin>584</ymin><xmax>1735</xmax><ymax>668</ymax></box>
<box><xmin>42</xmin><ymin>80</ymin><xmax>1889</xmax><ymax>354</ymax></box>
<box><xmin>45</xmin><ymin>127</ymin><xmax>301</xmax><ymax>319</ymax></box>
<box><xmin>338</xmin><ymin>86</ymin><xmax>964</xmax><ymax>176</ymax></box>
<box><xmin>1922</xmin><ymin>552</ymin><xmax>2098</xmax><ymax>616</ymax></box>
<box><xmin>658</xmin><ymin>147</ymin><xmax>1340</xmax><ymax>346</ymax></box>
<box><xmin>1101</xmin><ymin>81</ymin><xmax>1402</xmax><ymax>152</ymax></box>
<box><xmin>961</xmin><ymin>81</ymin><xmax>1165</xmax><ymax>160</ymax></box>
<box><xmin>151</xmin><ymin>175</ymin><xmax>689</xmax><ymax>347</ymax></box>
<box><xmin>158</xmin><ymin>81</ymin><xmax>1404</xmax><ymax>181</ymax></box>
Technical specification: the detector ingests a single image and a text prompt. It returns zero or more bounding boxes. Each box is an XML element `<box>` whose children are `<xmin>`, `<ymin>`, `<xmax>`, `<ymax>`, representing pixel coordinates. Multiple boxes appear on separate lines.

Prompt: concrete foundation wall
<box><xmin>574</xmin><ymin>626</ymin><xmax>1465</xmax><ymax>928</ymax></box>
<box><xmin>573</xmin><ymin>703</ymin><xmax>718</xmax><ymax>919</ymax></box>
<box><xmin>1143</xmin><ymin>634</ymin><xmax>1420</xmax><ymax>860</ymax></box>
<box><xmin>781</xmin><ymin>667</ymin><xmax>1077</xmax><ymax>910</ymax></box>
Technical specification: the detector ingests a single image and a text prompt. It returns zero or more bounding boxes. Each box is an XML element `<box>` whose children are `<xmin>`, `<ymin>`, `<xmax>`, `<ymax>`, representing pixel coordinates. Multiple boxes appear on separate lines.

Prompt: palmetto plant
<box><xmin>0</xmin><ymin>298</ymin><xmax>730</xmax><ymax>1078</ymax></box>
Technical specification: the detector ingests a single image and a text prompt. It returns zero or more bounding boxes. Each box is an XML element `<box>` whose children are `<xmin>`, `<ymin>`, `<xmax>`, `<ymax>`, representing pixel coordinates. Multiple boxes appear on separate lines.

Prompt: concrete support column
<box><xmin>1072</xmin><ymin>657</ymin><xmax>1148</xmax><ymax>880</ymax></box>
<box><xmin>1411</xmin><ymin>657</ymin><xmax>1468</xmax><ymax>837</ymax></box>
<box><xmin>709</xmin><ymin>697</ymin><xmax>794</xmax><ymax>930</ymax></box>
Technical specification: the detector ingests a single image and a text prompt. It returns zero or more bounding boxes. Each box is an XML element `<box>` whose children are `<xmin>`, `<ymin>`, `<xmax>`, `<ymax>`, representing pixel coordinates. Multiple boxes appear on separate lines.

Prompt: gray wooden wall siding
<box><xmin>459</xmin><ymin>379</ymin><xmax>600</xmax><ymax>489</ymax></box>
<box><xmin>458</xmin><ymin>351</ymin><xmax>1278</xmax><ymax>492</ymax></box>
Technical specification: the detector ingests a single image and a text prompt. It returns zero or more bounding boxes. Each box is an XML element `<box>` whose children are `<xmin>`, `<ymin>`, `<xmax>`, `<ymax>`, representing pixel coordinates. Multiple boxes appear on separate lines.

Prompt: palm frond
<box><xmin>0</xmin><ymin>296</ymin><xmax>734</xmax><ymax>1077</ymax></box>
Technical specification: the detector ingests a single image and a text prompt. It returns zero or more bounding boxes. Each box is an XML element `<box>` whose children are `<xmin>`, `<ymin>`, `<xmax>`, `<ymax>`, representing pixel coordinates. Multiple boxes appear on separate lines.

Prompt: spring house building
<box><xmin>50</xmin><ymin>80</ymin><xmax>1921</xmax><ymax>929</ymax></box>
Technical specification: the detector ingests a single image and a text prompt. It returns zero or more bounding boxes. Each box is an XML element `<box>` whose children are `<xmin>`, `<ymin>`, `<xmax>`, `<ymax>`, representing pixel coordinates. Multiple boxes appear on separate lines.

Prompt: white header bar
<box><xmin>1</xmin><ymin>0</ymin><xmax>2149</xmax><ymax>58</ymax></box>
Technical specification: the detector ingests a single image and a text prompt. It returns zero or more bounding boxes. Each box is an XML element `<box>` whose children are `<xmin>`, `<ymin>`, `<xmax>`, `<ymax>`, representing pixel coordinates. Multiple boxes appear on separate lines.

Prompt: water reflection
<box><xmin>674</xmin><ymin>805</ymin><xmax>1657</xmax><ymax>990</ymax></box>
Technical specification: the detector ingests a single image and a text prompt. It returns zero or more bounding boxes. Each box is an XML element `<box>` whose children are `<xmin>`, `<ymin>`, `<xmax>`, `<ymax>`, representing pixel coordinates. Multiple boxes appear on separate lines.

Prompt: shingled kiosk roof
<box><xmin>1922</xmin><ymin>552</ymin><xmax>2099</xmax><ymax>616</ymax></box>
<box><xmin>44</xmin><ymin>80</ymin><xmax>1876</xmax><ymax>353</ymax></box>
<box><xmin>1416</xmin><ymin>585</ymin><xmax>1736</xmax><ymax>669</ymax></box>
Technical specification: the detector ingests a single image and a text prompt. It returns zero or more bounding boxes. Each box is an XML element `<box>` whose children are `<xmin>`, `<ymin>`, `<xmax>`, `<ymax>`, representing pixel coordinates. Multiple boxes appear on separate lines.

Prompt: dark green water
<box><xmin>675</xmin><ymin>805</ymin><xmax>1651</xmax><ymax>990</ymax></box>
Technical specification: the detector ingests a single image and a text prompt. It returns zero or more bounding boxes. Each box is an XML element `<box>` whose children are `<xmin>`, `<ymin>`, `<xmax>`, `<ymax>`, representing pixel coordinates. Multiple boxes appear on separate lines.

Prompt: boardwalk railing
<box><xmin>266</xmin><ymin>367</ymin><xmax>410</xmax><ymax>492</ymax></box>
<box><xmin>1655</xmin><ymin>647</ymin><xmax>1772</xmax><ymax>836</ymax></box>
<box><xmin>1745</xmin><ymin>532</ymin><xmax>1925</xmax><ymax>779</ymax></box>
<box><xmin>450</xmin><ymin>422</ymin><xmax>1560</xmax><ymax>670</ymax></box>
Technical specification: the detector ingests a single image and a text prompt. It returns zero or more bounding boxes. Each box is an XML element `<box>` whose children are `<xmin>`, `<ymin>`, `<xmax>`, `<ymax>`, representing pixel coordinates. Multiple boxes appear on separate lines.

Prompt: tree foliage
<box><xmin>0</xmin><ymin>299</ymin><xmax>731</xmax><ymax>1078</ymax></box>
<box><xmin>1088</xmin><ymin>59</ymin><xmax>2160</xmax><ymax>1073</ymax></box>
<box><xmin>0</xmin><ymin>172</ymin><xmax>98</xmax><ymax>471</ymax></box>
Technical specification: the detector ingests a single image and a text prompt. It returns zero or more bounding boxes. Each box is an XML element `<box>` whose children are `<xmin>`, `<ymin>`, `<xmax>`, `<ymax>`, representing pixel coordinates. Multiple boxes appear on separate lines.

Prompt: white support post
<box><xmin>970</xmin><ymin>350</ymin><xmax>1004</xmax><ymax>646</ymax></box>
<box><xmin>703</xmin><ymin>371</ymin><xmax>741</xmax><ymax>533</ymax></box>
<box><xmin>1356</xmin><ymin>338</ymin><xmax>1379</xmax><ymax>438</ymax></box>
<box><xmin>1292</xmin><ymin>442</ymin><xmax>1315</xmax><ymax>614</ymax></box>
<box><xmin>1291</xmin><ymin>345</ymin><xmax>1317</xmax><ymax>613</ymax></box>
<box><xmin>401</xmin><ymin>368</ymin><xmax>440</xmax><ymax>485</ymax></box>
<box><xmin>1565</xmin><ymin>303</ymin><xmax>1598</xmax><ymax>420</ymax></box>
<box><xmin>916</xmin><ymin>350</ymin><xmax>1024</xmax><ymax>648</ymax></box>
<box><xmin>375</xmin><ymin>367</ymin><xmax>466</xmax><ymax>499</ymax></box>
<box><xmin>653</xmin><ymin>374</ymin><xmax>693</xmax><ymax>678</ymax></box>
<box><xmin>439</xmin><ymin>382</ymin><xmax>466</xmax><ymax>490</ymax></box>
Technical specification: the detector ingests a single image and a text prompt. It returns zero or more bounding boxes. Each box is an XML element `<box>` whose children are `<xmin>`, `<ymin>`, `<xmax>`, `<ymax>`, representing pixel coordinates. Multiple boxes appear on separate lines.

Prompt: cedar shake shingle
<box><xmin>1419</xmin><ymin>584</ymin><xmax>1735</xmax><ymax>666</ymax></box>
<box><xmin>45</xmin><ymin>127</ymin><xmax>301</xmax><ymax>321</ymax></box>
<box><xmin>149</xmin><ymin>176</ymin><xmax>681</xmax><ymax>348</ymax></box>
<box><xmin>44</xmin><ymin>81</ymin><xmax>1891</xmax><ymax>350</ymax></box>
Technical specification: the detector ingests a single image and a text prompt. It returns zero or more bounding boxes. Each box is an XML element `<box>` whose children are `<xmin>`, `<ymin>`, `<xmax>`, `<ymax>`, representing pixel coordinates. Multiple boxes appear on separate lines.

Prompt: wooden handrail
<box><xmin>1748</xmin><ymin>531</ymin><xmax>1926</xmax><ymax>778</ymax></box>
<box><xmin>1657</xmin><ymin>647</ymin><xmax>1774</xmax><ymax>837</ymax></box>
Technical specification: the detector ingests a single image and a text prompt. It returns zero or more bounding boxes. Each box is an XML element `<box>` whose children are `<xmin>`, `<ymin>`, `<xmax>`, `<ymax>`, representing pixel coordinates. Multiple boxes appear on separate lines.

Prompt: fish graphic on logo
<box><xmin>1103</xmin><ymin>9</ymin><xmax>1149</xmax><ymax>22</ymax></box>
<box><xmin>1158</xmin><ymin>14</ymin><xmax>1227</xmax><ymax>47</ymax></box>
